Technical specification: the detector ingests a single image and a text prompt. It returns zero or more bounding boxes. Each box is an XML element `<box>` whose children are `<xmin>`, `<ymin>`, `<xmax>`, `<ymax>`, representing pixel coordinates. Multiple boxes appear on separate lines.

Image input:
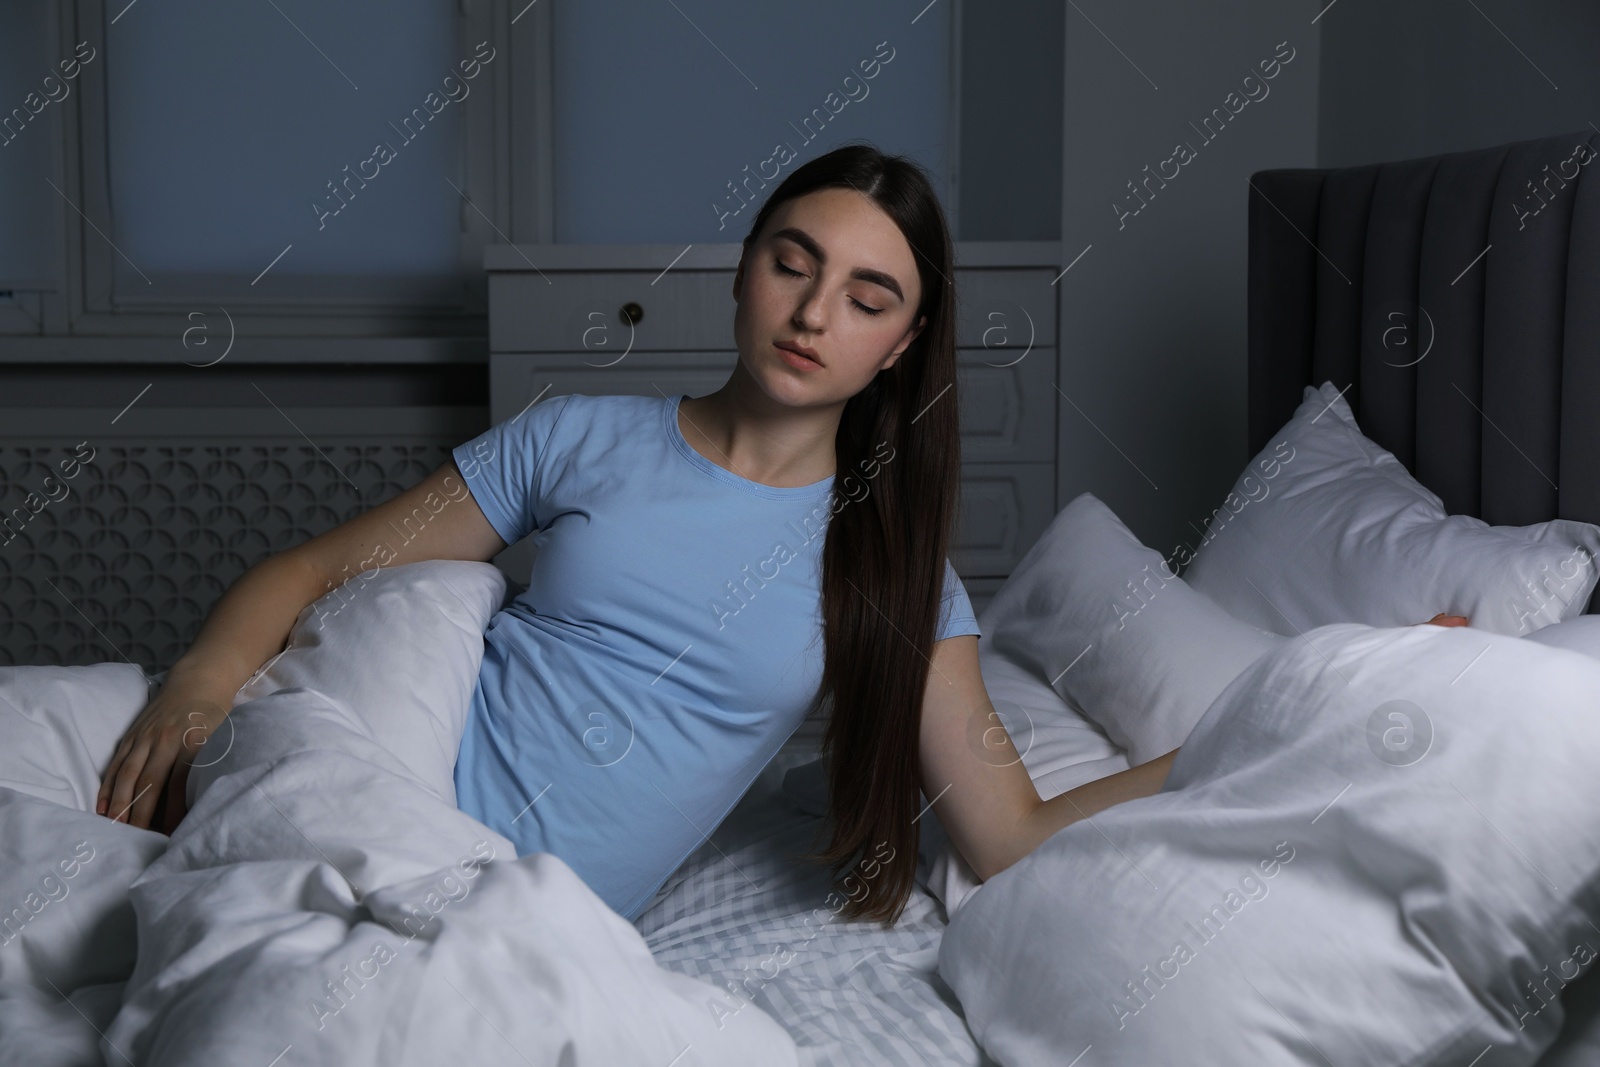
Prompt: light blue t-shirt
<box><xmin>450</xmin><ymin>392</ymin><xmax>981</xmax><ymax>921</ymax></box>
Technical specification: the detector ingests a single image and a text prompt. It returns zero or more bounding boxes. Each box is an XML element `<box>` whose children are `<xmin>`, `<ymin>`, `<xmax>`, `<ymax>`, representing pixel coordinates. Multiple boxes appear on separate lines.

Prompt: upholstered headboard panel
<box><xmin>1246</xmin><ymin>128</ymin><xmax>1600</xmax><ymax>531</ymax></box>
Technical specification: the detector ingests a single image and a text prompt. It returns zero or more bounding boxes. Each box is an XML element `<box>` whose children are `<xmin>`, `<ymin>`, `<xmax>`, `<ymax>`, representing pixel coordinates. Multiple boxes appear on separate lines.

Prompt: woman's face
<box><xmin>732</xmin><ymin>186</ymin><xmax>927</xmax><ymax>408</ymax></box>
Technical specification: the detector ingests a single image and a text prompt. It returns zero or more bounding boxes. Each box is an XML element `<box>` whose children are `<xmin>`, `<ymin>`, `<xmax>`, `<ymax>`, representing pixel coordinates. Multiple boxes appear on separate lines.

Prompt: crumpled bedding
<box><xmin>0</xmin><ymin>560</ymin><xmax>799</xmax><ymax>1066</ymax></box>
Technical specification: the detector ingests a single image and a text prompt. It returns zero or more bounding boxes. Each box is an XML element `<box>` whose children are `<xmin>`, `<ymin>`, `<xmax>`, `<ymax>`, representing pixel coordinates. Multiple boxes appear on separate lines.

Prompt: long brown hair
<box><xmin>740</xmin><ymin>142</ymin><xmax>960</xmax><ymax>926</ymax></box>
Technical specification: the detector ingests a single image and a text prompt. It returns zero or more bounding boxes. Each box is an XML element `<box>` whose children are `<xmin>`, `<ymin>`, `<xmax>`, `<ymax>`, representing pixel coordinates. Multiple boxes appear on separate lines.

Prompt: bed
<box><xmin>3</xmin><ymin>126</ymin><xmax>1600</xmax><ymax>1066</ymax></box>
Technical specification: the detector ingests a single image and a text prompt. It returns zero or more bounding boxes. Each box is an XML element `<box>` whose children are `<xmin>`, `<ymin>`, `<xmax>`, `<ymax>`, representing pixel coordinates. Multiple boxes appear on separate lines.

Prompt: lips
<box><xmin>774</xmin><ymin>340</ymin><xmax>822</xmax><ymax>366</ymax></box>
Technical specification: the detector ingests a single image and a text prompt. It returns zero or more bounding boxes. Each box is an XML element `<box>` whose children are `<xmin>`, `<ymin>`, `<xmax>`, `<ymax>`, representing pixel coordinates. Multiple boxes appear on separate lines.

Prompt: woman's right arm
<box><xmin>96</xmin><ymin>459</ymin><xmax>508</xmax><ymax>831</ymax></box>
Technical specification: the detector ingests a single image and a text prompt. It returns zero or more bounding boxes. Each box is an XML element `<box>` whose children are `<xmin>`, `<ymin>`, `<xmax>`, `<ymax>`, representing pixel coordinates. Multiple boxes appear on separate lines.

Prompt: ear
<box><xmin>882</xmin><ymin>314</ymin><xmax>927</xmax><ymax>371</ymax></box>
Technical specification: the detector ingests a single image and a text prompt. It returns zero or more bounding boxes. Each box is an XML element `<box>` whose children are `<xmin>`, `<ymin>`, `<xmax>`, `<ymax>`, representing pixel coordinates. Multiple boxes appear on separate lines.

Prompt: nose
<box><xmin>792</xmin><ymin>283</ymin><xmax>828</xmax><ymax>332</ymax></box>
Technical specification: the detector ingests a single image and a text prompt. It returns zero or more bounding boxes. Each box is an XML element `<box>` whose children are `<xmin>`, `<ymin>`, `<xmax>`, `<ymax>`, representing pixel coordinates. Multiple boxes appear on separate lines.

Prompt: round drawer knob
<box><xmin>619</xmin><ymin>302</ymin><xmax>644</xmax><ymax>325</ymax></box>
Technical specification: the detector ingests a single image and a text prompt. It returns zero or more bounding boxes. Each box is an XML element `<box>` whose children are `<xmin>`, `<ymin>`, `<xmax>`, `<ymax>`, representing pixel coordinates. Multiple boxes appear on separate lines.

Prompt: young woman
<box><xmin>93</xmin><ymin>142</ymin><xmax>1467</xmax><ymax>927</ymax></box>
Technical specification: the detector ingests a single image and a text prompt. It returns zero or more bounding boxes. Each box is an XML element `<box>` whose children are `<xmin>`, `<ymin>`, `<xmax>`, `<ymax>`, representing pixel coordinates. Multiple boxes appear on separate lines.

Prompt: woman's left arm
<box><xmin>917</xmin><ymin>634</ymin><xmax>1177</xmax><ymax>883</ymax></box>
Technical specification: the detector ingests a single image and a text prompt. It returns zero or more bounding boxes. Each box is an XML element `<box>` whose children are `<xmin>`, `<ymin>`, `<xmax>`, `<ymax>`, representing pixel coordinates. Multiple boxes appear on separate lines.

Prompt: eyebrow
<box><xmin>770</xmin><ymin>226</ymin><xmax>906</xmax><ymax>303</ymax></box>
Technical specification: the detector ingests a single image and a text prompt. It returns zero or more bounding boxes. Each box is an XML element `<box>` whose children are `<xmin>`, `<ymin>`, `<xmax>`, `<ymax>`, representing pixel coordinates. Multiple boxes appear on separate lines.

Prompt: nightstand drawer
<box><xmin>489</xmin><ymin>270</ymin><xmax>738</xmax><ymax>353</ymax></box>
<box><xmin>957</xmin><ymin>346</ymin><xmax>1056</xmax><ymax>463</ymax></box>
<box><xmin>952</xmin><ymin>462</ymin><xmax>1056</xmax><ymax>577</ymax></box>
<box><xmin>953</xmin><ymin>270</ymin><xmax>1058</xmax><ymax>348</ymax></box>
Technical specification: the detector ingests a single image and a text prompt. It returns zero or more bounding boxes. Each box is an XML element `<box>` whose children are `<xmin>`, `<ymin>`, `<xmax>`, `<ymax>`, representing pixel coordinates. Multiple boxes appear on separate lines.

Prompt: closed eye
<box><xmin>773</xmin><ymin>259</ymin><xmax>885</xmax><ymax>316</ymax></box>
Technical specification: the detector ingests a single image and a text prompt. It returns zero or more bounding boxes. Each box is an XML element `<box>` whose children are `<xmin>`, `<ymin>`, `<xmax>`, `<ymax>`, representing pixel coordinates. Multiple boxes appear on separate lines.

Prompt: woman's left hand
<box><xmin>1422</xmin><ymin>613</ymin><xmax>1470</xmax><ymax>627</ymax></box>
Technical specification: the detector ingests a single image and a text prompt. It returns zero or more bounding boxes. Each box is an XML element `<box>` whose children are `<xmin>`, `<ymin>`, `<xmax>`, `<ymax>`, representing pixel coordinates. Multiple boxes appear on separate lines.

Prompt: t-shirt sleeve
<box><xmin>451</xmin><ymin>393</ymin><xmax>575</xmax><ymax>546</ymax></box>
<box><xmin>935</xmin><ymin>557</ymin><xmax>981</xmax><ymax>640</ymax></box>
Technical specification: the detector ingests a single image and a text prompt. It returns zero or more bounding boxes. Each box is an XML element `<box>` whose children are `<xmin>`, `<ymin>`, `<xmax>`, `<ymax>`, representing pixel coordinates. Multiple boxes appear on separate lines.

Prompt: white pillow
<box><xmin>1185</xmin><ymin>382</ymin><xmax>1600</xmax><ymax>637</ymax></box>
<box><xmin>0</xmin><ymin>662</ymin><xmax>154</xmax><ymax>811</ymax></box>
<box><xmin>980</xmin><ymin>493</ymin><xmax>1284</xmax><ymax>767</ymax></box>
<box><xmin>230</xmin><ymin>559</ymin><xmax>506</xmax><ymax>806</ymax></box>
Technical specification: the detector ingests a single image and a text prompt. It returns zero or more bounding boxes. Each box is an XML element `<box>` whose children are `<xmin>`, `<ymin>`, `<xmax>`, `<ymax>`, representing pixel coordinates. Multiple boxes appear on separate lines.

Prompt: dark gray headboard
<box><xmin>1246</xmin><ymin>128</ymin><xmax>1600</xmax><ymax>533</ymax></box>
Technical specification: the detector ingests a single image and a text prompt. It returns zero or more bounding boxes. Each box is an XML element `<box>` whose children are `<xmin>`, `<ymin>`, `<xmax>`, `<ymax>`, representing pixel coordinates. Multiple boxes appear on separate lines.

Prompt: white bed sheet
<box><xmin>636</xmin><ymin>747</ymin><xmax>995</xmax><ymax>1067</ymax></box>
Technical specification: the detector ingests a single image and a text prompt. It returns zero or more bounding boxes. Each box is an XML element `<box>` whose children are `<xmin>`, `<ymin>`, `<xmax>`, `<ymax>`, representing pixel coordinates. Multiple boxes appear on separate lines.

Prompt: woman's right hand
<box><xmin>96</xmin><ymin>684</ymin><xmax>233</xmax><ymax>832</ymax></box>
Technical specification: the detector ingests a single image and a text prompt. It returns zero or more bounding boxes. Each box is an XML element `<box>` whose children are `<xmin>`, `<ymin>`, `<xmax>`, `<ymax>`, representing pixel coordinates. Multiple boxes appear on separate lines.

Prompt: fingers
<box><xmin>1425</xmin><ymin>613</ymin><xmax>1471</xmax><ymax>628</ymax></box>
<box><xmin>128</xmin><ymin>738</ymin><xmax>180</xmax><ymax>830</ymax></box>
<box><xmin>105</xmin><ymin>742</ymin><xmax>152</xmax><ymax>825</ymax></box>
<box><xmin>96</xmin><ymin>735</ymin><xmax>134</xmax><ymax>815</ymax></box>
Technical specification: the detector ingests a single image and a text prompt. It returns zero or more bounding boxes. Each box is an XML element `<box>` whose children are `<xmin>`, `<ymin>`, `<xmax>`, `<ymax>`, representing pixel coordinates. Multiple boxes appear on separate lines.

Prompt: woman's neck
<box><xmin>678</xmin><ymin>371</ymin><xmax>841</xmax><ymax>489</ymax></box>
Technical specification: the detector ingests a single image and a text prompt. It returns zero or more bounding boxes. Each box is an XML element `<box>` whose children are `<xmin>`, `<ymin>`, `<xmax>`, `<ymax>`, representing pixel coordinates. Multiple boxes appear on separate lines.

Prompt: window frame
<box><xmin>3</xmin><ymin>0</ymin><xmax>554</xmax><ymax>360</ymax></box>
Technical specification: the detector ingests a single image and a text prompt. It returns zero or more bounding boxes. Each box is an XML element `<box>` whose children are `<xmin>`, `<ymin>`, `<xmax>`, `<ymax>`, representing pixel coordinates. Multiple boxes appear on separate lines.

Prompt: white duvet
<box><xmin>940</xmin><ymin>622</ymin><xmax>1600</xmax><ymax>1066</ymax></box>
<box><xmin>0</xmin><ymin>561</ymin><xmax>798</xmax><ymax>1066</ymax></box>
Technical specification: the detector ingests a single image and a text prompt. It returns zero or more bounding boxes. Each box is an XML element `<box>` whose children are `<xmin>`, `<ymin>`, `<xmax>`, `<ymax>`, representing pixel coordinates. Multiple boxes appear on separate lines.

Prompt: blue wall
<box><xmin>1055</xmin><ymin>0</ymin><xmax>1321</xmax><ymax>562</ymax></box>
<box><xmin>551</xmin><ymin>0</ymin><xmax>954</xmax><ymax>244</ymax></box>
